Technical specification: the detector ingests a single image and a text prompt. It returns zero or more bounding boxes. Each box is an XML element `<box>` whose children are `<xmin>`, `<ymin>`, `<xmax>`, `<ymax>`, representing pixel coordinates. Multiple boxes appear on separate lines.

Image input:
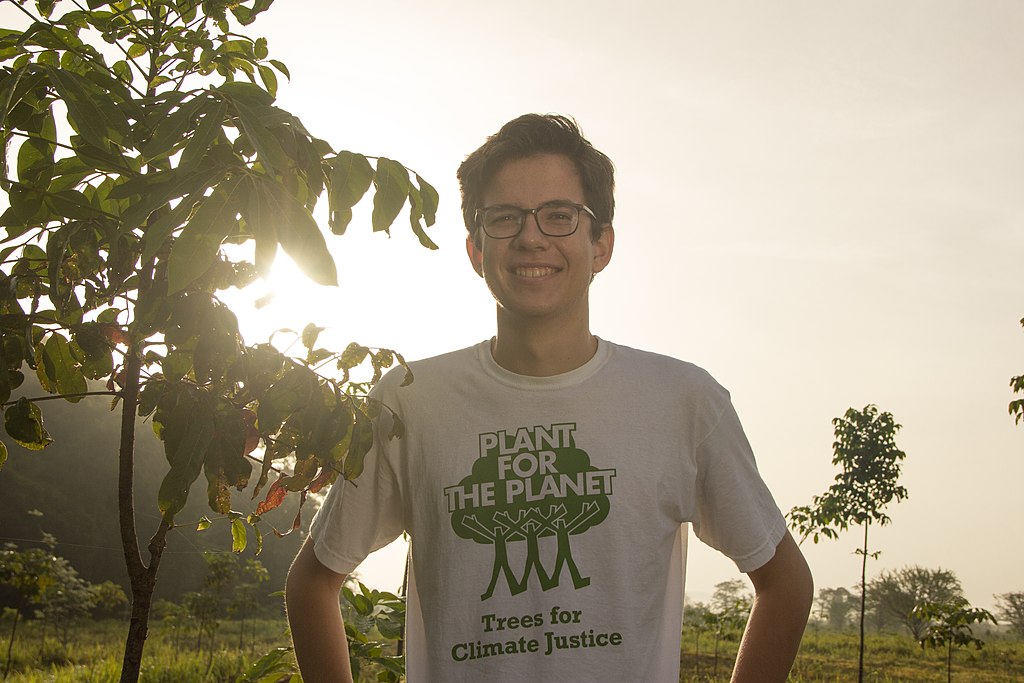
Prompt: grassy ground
<box><xmin>680</xmin><ymin>627</ymin><xmax>1024</xmax><ymax>682</ymax></box>
<box><xmin>1</xmin><ymin>618</ymin><xmax>295</xmax><ymax>683</ymax></box>
<box><xmin>3</xmin><ymin>618</ymin><xmax>1023</xmax><ymax>681</ymax></box>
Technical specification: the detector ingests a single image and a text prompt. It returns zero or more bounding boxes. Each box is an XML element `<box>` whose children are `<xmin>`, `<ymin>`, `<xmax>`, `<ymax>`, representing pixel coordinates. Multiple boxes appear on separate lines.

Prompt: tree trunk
<box><xmin>946</xmin><ymin>641</ymin><xmax>952</xmax><ymax>683</ymax></box>
<box><xmin>3</xmin><ymin>609</ymin><xmax>19</xmax><ymax>679</ymax></box>
<box><xmin>116</xmin><ymin>260</ymin><xmax>176</xmax><ymax>683</ymax></box>
<box><xmin>858</xmin><ymin>521</ymin><xmax>869</xmax><ymax>683</ymax></box>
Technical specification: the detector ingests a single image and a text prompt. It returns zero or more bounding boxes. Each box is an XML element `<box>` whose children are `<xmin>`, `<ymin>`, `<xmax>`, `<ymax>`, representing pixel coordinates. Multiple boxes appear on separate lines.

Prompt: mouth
<box><xmin>512</xmin><ymin>266</ymin><xmax>560</xmax><ymax>278</ymax></box>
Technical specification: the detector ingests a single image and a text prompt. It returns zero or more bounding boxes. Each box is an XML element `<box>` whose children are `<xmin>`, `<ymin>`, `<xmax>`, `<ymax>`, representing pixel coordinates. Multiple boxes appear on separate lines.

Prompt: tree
<box><xmin>995</xmin><ymin>591</ymin><xmax>1024</xmax><ymax>638</ymax></box>
<box><xmin>787</xmin><ymin>404</ymin><xmax>908</xmax><ymax>683</ymax></box>
<box><xmin>0</xmin><ymin>1</ymin><xmax>436</xmax><ymax>681</ymax></box>
<box><xmin>682</xmin><ymin>598</ymin><xmax>711</xmax><ymax>679</ymax></box>
<box><xmin>814</xmin><ymin>586</ymin><xmax>857</xmax><ymax>630</ymax></box>
<box><xmin>228</xmin><ymin>557</ymin><xmax>269</xmax><ymax>652</ymax></box>
<box><xmin>706</xmin><ymin>578</ymin><xmax>752</xmax><ymax>679</ymax></box>
<box><xmin>341</xmin><ymin>579</ymin><xmax>405</xmax><ymax>683</ymax></box>
<box><xmin>912</xmin><ymin>597</ymin><xmax>996</xmax><ymax>683</ymax></box>
<box><xmin>0</xmin><ymin>541</ymin><xmax>54</xmax><ymax>677</ymax></box>
<box><xmin>867</xmin><ymin>566</ymin><xmax>963</xmax><ymax>639</ymax></box>
<box><xmin>1010</xmin><ymin>317</ymin><xmax>1023</xmax><ymax>424</ymax></box>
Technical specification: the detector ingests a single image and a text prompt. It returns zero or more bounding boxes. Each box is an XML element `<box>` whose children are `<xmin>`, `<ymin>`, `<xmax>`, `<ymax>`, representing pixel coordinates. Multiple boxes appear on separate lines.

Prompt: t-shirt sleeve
<box><xmin>690</xmin><ymin>394</ymin><xmax>787</xmax><ymax>573</ymax></box>
<box><xmin>308</xmin><ymin>407</ymin><xmax>406</xmax><ymax>575</ymax></box>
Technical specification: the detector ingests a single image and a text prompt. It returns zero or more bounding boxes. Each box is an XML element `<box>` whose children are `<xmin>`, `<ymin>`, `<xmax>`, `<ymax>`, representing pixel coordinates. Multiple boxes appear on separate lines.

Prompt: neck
<box><xmin>491</xmin><ymin>307</ymin><xmax>597</xmax><ymax>376</ymax></box>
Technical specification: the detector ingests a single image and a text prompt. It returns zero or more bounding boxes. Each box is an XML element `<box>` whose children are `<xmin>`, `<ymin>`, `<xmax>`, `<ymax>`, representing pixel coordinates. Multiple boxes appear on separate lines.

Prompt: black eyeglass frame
<box><xmin>473</xmin><ymin>201</ymin><xmax>599</xmax><ymax>240</ymax></box>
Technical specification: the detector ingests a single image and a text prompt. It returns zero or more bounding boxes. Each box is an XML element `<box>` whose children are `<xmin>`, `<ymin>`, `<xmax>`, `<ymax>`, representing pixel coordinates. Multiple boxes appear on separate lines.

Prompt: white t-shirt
<box><xmin>310</xmin><ymin>339</ymin><xmax>787</xmax><ymax>682</ymax></box>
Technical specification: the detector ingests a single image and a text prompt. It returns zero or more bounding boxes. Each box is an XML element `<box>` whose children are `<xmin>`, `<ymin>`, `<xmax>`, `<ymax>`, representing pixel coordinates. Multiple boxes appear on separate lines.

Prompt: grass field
<box><xmin>680</xmin><ymin>627</ymin><xmax>1024</xmax><ymax>682</ymax></box>
<box><xmin>2</xmin><ymin>618</ymin><xmax>1023</xmax><ymax>681</ymax></box>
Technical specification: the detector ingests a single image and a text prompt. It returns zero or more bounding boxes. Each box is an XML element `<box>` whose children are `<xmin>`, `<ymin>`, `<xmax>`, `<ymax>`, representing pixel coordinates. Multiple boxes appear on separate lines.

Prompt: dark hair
<box><xmin>457</xmin><ymin>114</ymin><xmax>615</xmax><ymax>242</ymax></box>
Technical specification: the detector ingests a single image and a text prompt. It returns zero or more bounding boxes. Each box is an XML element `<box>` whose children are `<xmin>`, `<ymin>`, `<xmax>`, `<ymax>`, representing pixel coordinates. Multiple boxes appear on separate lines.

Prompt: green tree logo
<box><xmin>444</xmin><ymin>424</ymin><xmax>615</xmax><ymax>600</ymax></box>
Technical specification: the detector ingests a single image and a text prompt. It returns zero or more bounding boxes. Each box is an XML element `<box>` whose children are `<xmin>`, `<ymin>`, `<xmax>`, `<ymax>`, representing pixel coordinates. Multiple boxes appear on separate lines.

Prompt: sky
<box><xmin>3</xmin><ymin>0</ymin><xmax>1023</xmax><ymax>611</ymax></box>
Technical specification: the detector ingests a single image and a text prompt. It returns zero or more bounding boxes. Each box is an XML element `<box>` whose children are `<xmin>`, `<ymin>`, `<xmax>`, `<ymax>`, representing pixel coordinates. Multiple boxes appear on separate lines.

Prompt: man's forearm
<box><xmin>286</xmin><ymin>539</ymin><xmax>354</xmax><ymax>683</ymax></box>
<box><xmin>731</xmin><ymin>532</ymin><xmax>813</xmax><ymax>682</ymax></box>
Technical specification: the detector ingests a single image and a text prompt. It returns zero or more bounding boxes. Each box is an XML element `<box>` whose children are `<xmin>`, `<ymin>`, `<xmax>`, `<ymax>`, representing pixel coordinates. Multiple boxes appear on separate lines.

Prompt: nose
<box><xmin>513</xmin><ymin>211</ymin><xmax>547</xmax><ymax>247</ymax></box>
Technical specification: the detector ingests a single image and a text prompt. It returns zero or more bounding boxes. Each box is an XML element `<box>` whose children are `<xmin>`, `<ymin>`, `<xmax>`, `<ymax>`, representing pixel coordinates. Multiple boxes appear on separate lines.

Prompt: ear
<box><xmin>591</xmin><ymin>224</ymin><xmax>614</xmax><ymax>274</ymax></box>
<box><xmin>466</xmin><ymin>235</ymin><xmax>484</xmax><ymax>277</ymax></box>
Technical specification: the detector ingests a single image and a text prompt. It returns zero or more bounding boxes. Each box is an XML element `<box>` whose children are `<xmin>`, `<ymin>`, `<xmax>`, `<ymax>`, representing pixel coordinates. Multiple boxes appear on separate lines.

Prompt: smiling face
<box><xmin>466</xmin><ymin>153</ymin><xmax>614</xmax><ymax>327</ymax></box>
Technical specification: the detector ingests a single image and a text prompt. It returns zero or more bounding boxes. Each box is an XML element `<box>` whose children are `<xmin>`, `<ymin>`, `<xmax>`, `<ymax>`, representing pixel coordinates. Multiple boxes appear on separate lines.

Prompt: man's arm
<box><xmin>731</xmin><ymin>531</ymin><xmax>813</xmax><ymax>683</ymax></box>
<box><xmin>285</xmin><ymin>537</ymin><xmax>353</xmax><ymax>683</ymax></box>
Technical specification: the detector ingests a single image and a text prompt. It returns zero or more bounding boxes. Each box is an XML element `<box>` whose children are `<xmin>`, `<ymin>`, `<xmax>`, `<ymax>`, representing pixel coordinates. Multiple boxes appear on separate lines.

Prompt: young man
<box><xmin>286</xmin><ymin>114</ymin><xmax>813</xmax><ymax>682</ymax></box>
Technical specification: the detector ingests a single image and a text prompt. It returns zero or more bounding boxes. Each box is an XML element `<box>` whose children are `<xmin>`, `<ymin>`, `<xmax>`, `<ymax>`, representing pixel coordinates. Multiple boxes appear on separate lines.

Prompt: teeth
<box><xmin>515</xmin><ymin>267</ymin><xmax>557</xmax><ymax>278</ymax></box>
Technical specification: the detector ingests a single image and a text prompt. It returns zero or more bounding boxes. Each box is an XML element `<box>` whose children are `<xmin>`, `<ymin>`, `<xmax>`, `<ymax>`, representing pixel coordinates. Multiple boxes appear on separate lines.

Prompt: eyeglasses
<box><xmin>474</xmin><ymin>201</ymin><xmax>598</xmax><ymax>239</ymax></box>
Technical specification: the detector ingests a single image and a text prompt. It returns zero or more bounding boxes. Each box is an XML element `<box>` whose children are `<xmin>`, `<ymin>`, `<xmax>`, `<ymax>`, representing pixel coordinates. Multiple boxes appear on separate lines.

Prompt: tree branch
<box><xmin>1</xmin><ymin>390</ymin><xmax>119</xmax><ymax>407</ymax></box>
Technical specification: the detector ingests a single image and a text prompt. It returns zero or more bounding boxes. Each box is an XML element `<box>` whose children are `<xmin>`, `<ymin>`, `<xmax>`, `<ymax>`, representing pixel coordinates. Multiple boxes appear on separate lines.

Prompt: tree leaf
<box><xmin>371</xmin><ymin>158</ymin><xmax>410</xmax><ymax>233</ymax></box>
<box><xmin>416</xmin><ymin>174</ymin><xmax>438</xmax><ymax>226</ymax></box>
<box><xmin>141</xmin><ymin>94</ymin><xmax>211</xmax><ymax>162</ymax></box>
<box><xmin>259</xmin><ymin>177</ymin><xmax>336</xmax><ymax>286</ymax></box>
<box><xmin>328</xmin><ymin>151</ymin><xmax>374</xmax><ymax>235</ymax></box>
<box><xmin>3</xmin><ymin>397</ymin><xmax>52</xmax><ymax>450</ymax></box>
<box><xmin>257</xmin><ymin>63</ymin><xmax>277</xmax><ymax>97</ymax></box>
<box><xmin>44</xmin><ymin>65</ymin><xmax>131</xmax><ymax>149</ymax></box>
<box><xmin>40</xmin><ymin>333</ymin><xmax>87</xmax><ymax>401</ymax></box>
<box><xmin>231</xmin><ymin>517</ymin><xmax>247</xmax><ymax>552</ymax></box>
<box><xmin>301</xmin><ymin>323</ymin><xmax>323</xmax><ymax>351</ymax></box>
<box><xmin>343</xmin><ymin>406</ymin><xmax>374</xmax><ymax>481</ymax></box>
<box><xmin>0</xmin><ymin>440</ymin><xmax>7</xmax><ymax>471</ymax></box>
<box><xmin>167</xmin><ymin>182</ymin><xmax>241</xmax><ymax>294</ymax></box>
<box><xmin>157</xmin><ymin>394</ymin><xmax>216</xmax><ymax>520</ymax></box>
<box><xmin>257</xmin><ymin>365</ymin><xmax>316</xmax><ymax>432</ymax></box>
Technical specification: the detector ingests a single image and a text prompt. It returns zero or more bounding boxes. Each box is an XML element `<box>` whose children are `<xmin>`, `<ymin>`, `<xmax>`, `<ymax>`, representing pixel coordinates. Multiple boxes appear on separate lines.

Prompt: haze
<box><xmin>3</xmin><ymin>0</ymin><xmax>1021</xmax><ymax>611</ymax></box>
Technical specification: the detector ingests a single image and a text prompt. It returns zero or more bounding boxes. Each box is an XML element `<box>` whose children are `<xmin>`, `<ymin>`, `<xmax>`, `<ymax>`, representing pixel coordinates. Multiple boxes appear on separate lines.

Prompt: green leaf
<box><xmin>179</xmin><ymin>99</ymin><xmax>228</xmax><ymax>172</ymax></box>
<box><xmin>44</xmin><ymin>66</ymin><xmax>131</xmax><ymax>149</ymax></box>
<box><xmin>0</xmin><ymin>440</ymin><xmax>7</xmax><ymax>470</ymax></box>
<box><xmin>137</xmin><ymin>188</ymin><xmax>206</xmax><ymax>264</ymax></box>
<box><xmin>167</xmin><ymin>182</ymin><xmax>241</xmax><ymax>293</ymax></box>
<box><xmin>259</xmin><ymin>178</ymin><xmax>337</xmax><ymax>286</ymax></box>
<box><xmin>416</xmin><ymin>174</ymin><xmax>438</xmax><ymax>226</ymax></box>
<box><xmin>343</xmin><ymin>406</ymin><xmax>373</xmax><ymax>481</ymax></box>
<box><xmin>16</xmin><ymin>107</ymin><xmax>55</xmax><ymax>186</ymax></box>
<box><xmin>407</xmin><ymin>184</ymin><xmax>439</xmax><ymax>250</ymax></box>
<box><xmin>157</xmin><ymin>394</ymin><xmax>216</xmax><ymax>520</ymax></box>
<box><xmin>196</xmin><ymin>516</ymin><xmax>212</xmax><ymax>531</ymax></box>
<box><xmin>257</xmin><ymin>366</ymin><xmax>316</xmax><ymax>432</ymax></box>
<box><xmin>301</xmin><ymin>323</ymin><xmax>323</xmax><ymax>351</ymax></box>
<box><xmin>238</xmin><ymin>180</ymin><xmax>275</xmax><ymax>277</ymax></box>
<box><xmin>3</xmin><ymin>397</ymin><xmax>52</xmax><ymax>450</ymax></box>
<box><xmin>328</xmin><ymin>151</ymin><xmax>374</xmax><ymax>235</ymax></box>
<box><xmin>40</xmin><ymin>333</ymin><xmax>87</xmax><ymax>401</ymax></box>
<box><xmin>257</xmin><ymin>63</ymin><xmax>277</xmax><ymax>97</ymax></box>
<box><xmin>268</xmin><ymin>59</ymin><xmax>290</xmax><ymax>80</ymax></box>
<box><xmin>371</xmin><ymin>158</ymin><xmax>410</xmax><ymax>234</ymax></box>
<box><xmin>231</xmin><ymin>96</ymin><xmax>289</xmax><ymax>174</ymax></box>
<box><xmin>231</xmin><ymin>517</ymin><xmax>247</xmax><ymax>552</ymax></box>
<box><xmin>142</xmin><ymin>95</ymin><xmax>211</xmax><ymax>162</ymax></box>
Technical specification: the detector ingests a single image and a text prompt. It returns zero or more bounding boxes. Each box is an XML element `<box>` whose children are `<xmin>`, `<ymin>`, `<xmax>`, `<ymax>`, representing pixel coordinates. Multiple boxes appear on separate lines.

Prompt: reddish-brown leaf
<box><xmin>255</xmin><ymin>475</ymin><xmax>287</xmax><ymax>515</ymax></box>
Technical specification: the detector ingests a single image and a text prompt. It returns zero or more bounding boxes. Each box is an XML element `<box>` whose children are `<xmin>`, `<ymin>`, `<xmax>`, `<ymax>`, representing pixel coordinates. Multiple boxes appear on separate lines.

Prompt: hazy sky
<box><xmin>4</xmin><ymin>1</ymin><xmax>1022</xmax><ymax>610</ymax></box>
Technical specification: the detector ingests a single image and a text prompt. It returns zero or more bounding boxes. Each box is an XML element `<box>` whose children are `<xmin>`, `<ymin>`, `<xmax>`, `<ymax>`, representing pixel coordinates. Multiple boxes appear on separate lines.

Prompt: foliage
<box><xmin>995</xmin><ymin>591</ymin><xmax>1024</xmax><ymax>638</ymax></box>
<box><xmin>1010</xmin><ymin>317</ymin><xmax>1023</xmax><ymax>424</ymax></box>
<box><xmin>0</xmin><ymin>0</ymin><xmax>436</xmax><ymax>680</ymax></box>
<box><xmin>912</xmin><ymin>597</ymin><xmax>997</xmax><ymax>683</ymax></box>
<box><xmin>787</xmin><ymin>404</ymin><xmax>909</xmax><ymax>683</ymax></box>
<box><xmin>341</xmin><ymin>579</ymin><xmax>406</xmax><ymax>683</ymax></box>
<box><xmin>868</xmin><ymin>566</ymin><xmax>964</xmax><ymax>639</ymax></box>
<box><xmin>814</xmin><ymin>586</ymin><xmax>857</xmax><ymax>630</ymax></box>
<box><xmin>0</xmin><ymin>536</ymin><xmax>123</xmax><ymax>675</ymax></box>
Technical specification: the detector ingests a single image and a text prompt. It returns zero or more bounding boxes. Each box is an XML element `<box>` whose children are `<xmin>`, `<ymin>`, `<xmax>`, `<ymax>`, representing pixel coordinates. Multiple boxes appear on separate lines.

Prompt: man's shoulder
<box><xmin>602</xmin><ymin>339</ymin><xmax>718</xmax><ymax>385</ymax></box>
<box><xmin>375</xmin><ymin>341</ymin><xmax>484</xmax><ymax>391</ymax></box>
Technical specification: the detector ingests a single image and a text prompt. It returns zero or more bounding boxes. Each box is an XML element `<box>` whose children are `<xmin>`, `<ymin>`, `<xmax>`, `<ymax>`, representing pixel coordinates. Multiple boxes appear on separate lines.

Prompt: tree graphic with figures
<box><xmin>446</xmin><ymin>430</ymin><xmax>615</xmax><ymax>601</ymax></box>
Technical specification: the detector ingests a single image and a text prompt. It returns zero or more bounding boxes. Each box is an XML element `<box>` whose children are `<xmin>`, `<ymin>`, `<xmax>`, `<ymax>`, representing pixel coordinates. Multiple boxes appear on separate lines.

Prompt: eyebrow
<box><xmin>483</xmin><ymin>199</ymin><xmax>578</xmax><ymax>209</ymax></box>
